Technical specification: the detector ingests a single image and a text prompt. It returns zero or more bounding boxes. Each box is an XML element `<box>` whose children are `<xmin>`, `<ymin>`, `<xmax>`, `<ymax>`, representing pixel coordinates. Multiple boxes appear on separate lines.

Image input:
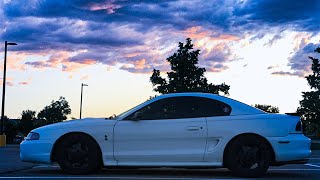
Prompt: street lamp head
<box><xmin>6</xmin><ymin>42</ymin><xmax>17</xmax><ymax>46</ymax></box>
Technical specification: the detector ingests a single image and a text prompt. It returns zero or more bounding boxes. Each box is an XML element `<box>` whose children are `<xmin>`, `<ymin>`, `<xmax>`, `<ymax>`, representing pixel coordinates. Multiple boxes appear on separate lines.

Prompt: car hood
<box><xmin>32</xmin><ymin>117</ymin><xmax>117</xmax><ymax>132</ymax></box>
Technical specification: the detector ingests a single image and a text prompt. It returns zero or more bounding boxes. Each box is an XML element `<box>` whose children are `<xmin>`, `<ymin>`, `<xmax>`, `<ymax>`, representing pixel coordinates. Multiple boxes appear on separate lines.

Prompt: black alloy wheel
<box><xmin>225</xmin><ymin>135</ymin><xmax>272</xmax><ymax>177</ymax></box>
<box><xmin>56</xmin><ymin>133</ymin><xmax>101</xmax><ymax>174</ymax></box>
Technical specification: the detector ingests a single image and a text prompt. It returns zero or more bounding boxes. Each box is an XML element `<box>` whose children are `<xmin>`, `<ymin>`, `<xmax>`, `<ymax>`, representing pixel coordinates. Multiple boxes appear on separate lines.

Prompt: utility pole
<box><xmin>79</xmin><ymin>83</ymin><xmax>88</xmax><ymax>119</ymax></box>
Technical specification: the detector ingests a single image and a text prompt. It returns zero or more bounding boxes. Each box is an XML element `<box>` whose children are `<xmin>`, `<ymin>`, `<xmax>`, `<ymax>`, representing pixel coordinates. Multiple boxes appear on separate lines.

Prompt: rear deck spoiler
<box><xmin>285</xmin><ymin>112</ymin><xmax>300</xmax><ymax>116</ymax></box>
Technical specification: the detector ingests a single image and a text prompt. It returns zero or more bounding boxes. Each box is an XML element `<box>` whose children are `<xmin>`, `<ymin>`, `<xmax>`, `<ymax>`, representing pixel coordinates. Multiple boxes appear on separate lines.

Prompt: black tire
<box><xmin>55</xmin><ymin>133</ymin><xmax>102</xmax><ymax>174</ymax></box>
<box><xmin>225</xmin><ymin>135</ymin><xmax>272</xmax><ymax>177</ymax></box>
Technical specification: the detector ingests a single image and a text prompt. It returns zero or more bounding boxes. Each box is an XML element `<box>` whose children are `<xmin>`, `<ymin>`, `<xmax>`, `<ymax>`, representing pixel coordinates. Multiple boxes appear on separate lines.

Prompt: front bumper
<box><xmin>20</xmin><ymin>139</ymin><xmax>53</xmax><ymax>164</ymax></box>
<box><xmin>267</xmin><ymin>134</ymin><xmax>311</xmax><ymax>162</ymax></box>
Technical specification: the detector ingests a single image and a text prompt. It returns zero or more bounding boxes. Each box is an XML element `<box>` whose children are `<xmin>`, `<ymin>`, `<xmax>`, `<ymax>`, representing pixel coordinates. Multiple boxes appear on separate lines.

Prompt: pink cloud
<box><xmin>184</xmin><ymin>26</ymin><xmax>240</xmax><ymax>42</ymax></box>
<box><xmin>88</xmin><ymin>1</ymin><xmax>121</xmax><ymax>14</ymax></box>
<box><xmin>80</xmin><ymin>75</ymin><xmax>89</xmax><ymax>80</ymax></box>
<box><xmin>25</xmin><ymin>51</ymin><xmax>98</xmax><ymax>72</ymax></box>
<box><xmin>21</xmin><ymin>26</ymin><xmax>238</xmax><ymax>74</ymax></box>
<box><xmin>18</xmin><ymin>77</ymin><xmax>32</xmax><ymax>86</ymax></box>
<box><xmin>6</xmin><ymin>82</ymin><xmax>14</xmax><ymax>86</ymax></box>
<box><xmin>0</xmin><ymin>52</ymin><xmax>29</xmax><ymax>72</ymax></box>
<box><xmin>18</xmin><ymin>82</ymin><xmax>29</xmax><ymax>85</ymax></box>
<box><xmin>133</xmin><ymin>59</ymin><xmax>150</xmax><ymax>70</ymax></box>
<box><xmin>0</xmin><ymin>77</ymin><xmax>14</xmax><ymax>87</ymax></box>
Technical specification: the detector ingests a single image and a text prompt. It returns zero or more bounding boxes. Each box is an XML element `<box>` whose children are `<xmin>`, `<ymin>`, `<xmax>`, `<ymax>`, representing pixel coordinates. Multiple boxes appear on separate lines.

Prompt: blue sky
<box><xmin>0</xmin><ymin>0</ymin><xmax>320</xmax><ymax>119</ymax></box>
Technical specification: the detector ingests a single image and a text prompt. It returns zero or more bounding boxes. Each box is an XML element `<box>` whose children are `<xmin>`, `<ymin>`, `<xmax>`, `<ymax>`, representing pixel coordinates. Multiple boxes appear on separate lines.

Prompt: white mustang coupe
<box><xmin>20</xmin><ymin>93</ymin><xmax>311</xmax><ymax>177</ymax></box>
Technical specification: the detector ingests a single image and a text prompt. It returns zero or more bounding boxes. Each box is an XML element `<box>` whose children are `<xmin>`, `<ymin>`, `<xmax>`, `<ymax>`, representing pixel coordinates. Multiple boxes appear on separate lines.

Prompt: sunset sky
<box><xmin>0</xmin><ymin>0</ymin><xmax>320</xmax><ymax>119</ymax></box>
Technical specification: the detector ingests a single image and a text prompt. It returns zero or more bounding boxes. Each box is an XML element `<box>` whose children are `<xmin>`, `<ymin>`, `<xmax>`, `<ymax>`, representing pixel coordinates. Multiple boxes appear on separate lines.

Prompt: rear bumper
<box><xmin>267</xmin><ymin>134</ymin><xmax>311</xmax><ymax>162</ymax></box>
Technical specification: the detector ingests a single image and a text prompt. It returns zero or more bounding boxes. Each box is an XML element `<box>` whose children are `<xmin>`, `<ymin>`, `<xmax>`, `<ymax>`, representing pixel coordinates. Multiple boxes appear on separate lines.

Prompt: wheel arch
<box><xmin>50</xmin><ymin>131</ymin><xmax>103</xmax><ymax>165</ymax></box>
<box><xmin>222</xmin><ymin>133</ymin><xmax>275</xmax><ymax>167</ymax></box>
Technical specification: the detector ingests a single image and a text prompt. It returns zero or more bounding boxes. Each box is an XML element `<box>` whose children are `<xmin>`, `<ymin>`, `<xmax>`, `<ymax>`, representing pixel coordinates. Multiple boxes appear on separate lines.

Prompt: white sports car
<box><xmin>20</xmin><ymin>93</ymin><xmax>311</xmax><ymax>177</ymax></box>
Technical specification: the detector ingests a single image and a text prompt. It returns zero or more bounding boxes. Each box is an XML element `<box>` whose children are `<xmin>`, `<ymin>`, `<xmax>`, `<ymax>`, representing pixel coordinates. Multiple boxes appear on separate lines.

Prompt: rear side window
<box><xmin>196</xmin><ymin>97</ymin><xmax>231</xmax><ymax>117</ymax></box>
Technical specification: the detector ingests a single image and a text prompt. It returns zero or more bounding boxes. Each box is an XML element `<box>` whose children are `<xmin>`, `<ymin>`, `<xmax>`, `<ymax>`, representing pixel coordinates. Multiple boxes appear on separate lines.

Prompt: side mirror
<box><xmin>131</xmin><ymin>111</ymin><xmax>142</xmax><ymax>121</ymax></box>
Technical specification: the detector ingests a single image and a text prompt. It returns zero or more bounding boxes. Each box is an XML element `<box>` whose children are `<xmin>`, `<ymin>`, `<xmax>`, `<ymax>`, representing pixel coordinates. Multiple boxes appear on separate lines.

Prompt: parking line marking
<box><xmin>1</xmin><ymin>169</ymin><xmax>319</xmax><ymax>179</ymax></box>
<box><xmin>0</xmin><ymin>177</ymin><xmax>244</xmax><ymax>180</ymax></box>
<box><xmin>305</xmin><ymin>163</ymin><xmax>320</xmax><ymax>168</ymax></box>
<box><xmin>269</xmin><ymin>168</ymin><xmax>320</xmax><ymax>171</ymax></box>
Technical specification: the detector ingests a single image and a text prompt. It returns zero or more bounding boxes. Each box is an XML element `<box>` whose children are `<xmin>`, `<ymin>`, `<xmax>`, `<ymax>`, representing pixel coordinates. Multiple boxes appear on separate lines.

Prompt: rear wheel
<box><xmin>55</xmin><ymin>133</ymin><xmax>102</xmax><ymax>174</ymax></box>
<box><xmin>225</xmin><ymin>135</ymin><xmax>272</xmax><ymax>177</ymax></box>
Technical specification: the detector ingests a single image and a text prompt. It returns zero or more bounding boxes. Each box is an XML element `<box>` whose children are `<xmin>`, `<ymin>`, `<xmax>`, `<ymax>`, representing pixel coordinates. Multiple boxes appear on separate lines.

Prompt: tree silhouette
<box><xmin>3</xmin><ymin>116</ymin><xmax>19</xmax><ymax>143</ymax></box>
<box><xmin>254</xmin><ymin>104</ymin><xmax>279</xmax><ymax>113</ymax></box>
<box><xmin>150</xmin><ymin>38</ymin><xmax>230</xmax><ymax>95</ymax></box>
<box><xmin>37</xmin><ymin>97</ymin><xmax>71</xmax><ymax>124</ymax></box>
<box><xmin>20</xmin><ymin>110</ymin><xmax>36</xmax><ymax>135</ymax></box>
<box><xmin>297</xmin><ymin>47</ymin><xmax>320</xmax><ymax>134</ymax></box>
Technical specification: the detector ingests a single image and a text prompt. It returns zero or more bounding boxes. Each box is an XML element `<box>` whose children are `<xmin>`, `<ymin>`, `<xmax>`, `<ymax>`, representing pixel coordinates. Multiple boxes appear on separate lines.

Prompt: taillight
<box><xmin>286</xmin><ymin>113</ymin><xmax>303</xmax><ymax>134</ymax></box>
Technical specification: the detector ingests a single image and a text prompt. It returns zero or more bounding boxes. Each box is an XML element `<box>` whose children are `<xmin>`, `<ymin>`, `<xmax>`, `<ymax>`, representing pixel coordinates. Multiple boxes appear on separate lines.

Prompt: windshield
<box><xmin>110</xmin><ymin>99</ymin><xmax>150</xmax><ymax>120</ymax></box>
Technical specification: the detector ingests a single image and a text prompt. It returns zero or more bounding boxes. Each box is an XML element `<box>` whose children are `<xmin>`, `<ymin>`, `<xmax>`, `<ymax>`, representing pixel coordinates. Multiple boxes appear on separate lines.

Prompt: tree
<box><xmin>3</xmin><ymin>116</ymin><xmax>20</xmax><ymax>143</ymax></box>
<box><xmin>254</xmin><ymin>104</ymin><xmax>279</xmax><ymax>113</ymax></box>
<box><xmin>20</xmin><ymin>110</ymin><xmax>36</xmax><ymax>135</ymax></box>
<box><xmin>297</xmin><ymin>47</ymin><xmax>320</xmax><ymax>134</ymax></box>
<box><xmin>150</xmin><ymin>38</ymin><xmax>230</xmax><ymax>95</ymax></box>
<box><xmin>37</xmin><ymin>97</ymin><xmax>71</xmax><ymax>124</ymax></box>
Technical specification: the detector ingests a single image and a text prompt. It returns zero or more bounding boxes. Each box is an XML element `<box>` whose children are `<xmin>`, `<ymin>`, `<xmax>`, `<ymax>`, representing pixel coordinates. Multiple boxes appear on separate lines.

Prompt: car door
<box><xmin>113</xmin><ymin>96</ymin><xmax>208</xmax><ymax>164</ymax></box>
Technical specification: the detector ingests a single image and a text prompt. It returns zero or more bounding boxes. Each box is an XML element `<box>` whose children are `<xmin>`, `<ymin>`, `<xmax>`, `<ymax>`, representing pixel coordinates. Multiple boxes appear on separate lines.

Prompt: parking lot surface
<box><xmin>1</xmin><ymin>145</ymin><xmax>320</xmax><ymax>179</ymax></box>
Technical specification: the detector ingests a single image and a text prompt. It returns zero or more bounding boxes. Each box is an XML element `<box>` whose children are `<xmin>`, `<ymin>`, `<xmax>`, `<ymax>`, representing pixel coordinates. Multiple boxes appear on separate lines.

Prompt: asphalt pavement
<box><xmin>1</xmin><ymin>144</ymin><xmax>320</xmax><ymax>179</ymax></box>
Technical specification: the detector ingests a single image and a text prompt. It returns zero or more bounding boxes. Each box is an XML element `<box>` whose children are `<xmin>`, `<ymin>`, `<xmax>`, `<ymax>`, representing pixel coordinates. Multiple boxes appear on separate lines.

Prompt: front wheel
<box><xmin>55</xmin><ymin>133</ymin><xmax>102</xmax><ymax>174</ymax></box>
<box><xmin>225</xmin><ymin>135</ymin><xmax>272</xmax><ymax>177</ymax></box>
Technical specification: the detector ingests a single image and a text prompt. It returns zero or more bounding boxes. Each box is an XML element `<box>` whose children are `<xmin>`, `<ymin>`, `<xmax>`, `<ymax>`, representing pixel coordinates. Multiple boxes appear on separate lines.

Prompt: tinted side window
<box><xmin>196</xmin><ymin>97</ymin><xmax>231</xmax><ymax>117</ymax></box>
<box><xmin>135</xmin><ymin>99</ymin><xmax>168</xmax><ymax>120</ymax></box>
<box><xmin>124</xmin><ymin>97</ymin><xmax>195</xmax><ymax>120</ymax></box>
<box><xmin>124</xmin><ymin>96</ymin><xmax>231</xmax><ymax>120</ymax></box>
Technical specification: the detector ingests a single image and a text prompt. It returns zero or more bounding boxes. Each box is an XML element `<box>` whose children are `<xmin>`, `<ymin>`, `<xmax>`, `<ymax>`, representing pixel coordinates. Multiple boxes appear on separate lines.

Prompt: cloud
<box><xmin>206</xmin><ymin>63</ymin><xmax>229</xmax><ymax>72</ymax></box>
<box><xmin>18</xmin><ymin>81</ymin><xmax>29</xmax><ymax>85</ymax></box>
<box><xmin>271</xmin><ymin>71</ymin><xmax>304</xmax><ymax>77</ymax></box>
<box><xmin>2</xmin><ymin>0</ymin><xmax>320</xmax><ymax>74</ymax></box>
<box><xmin>286</xmin><ymin>43</ymin><xmax>320</xmax><ymax>76</ymax></box>
<box><xmin>80</xmin><ymin>75</ymin><xmax>89</xmax><ymax>80</ymax></box>
<box><xmin>25</xmin><ymin>51</ymin><xmax>97</xmax><ymax>72</ymax></box>
<box><xmin>88</xmin><ymin>1</ymin><xmax>122</xmax><ymax>14</ymax></box>
<box><xmin>25</xmin><ymin>61</ymin><xmax>51</xmax><ymax>68</ymax></box>
<box><xmin>0</xmin><ymin>52</ymin><xmax>28</xmax><ymax>71</ymax></box>
<box><xmin>120</xmin><ymin>60</ymin><xmax>170</xmax><ymax>74</ymax></box>
<box><xmin>18</xmin><ymin>77</ymin><xmax>32</xmax><ymax>86</ymax></box>
<box><xmin>6</xmin><ymin>82</ymin><xmax>14</xmax><ymax>86</ymax></box>
<box><xmin>267</xmin><ymin>65</ymin><xmax>277</xmax><ymax>70</ymax></box>
<box><xmin>0</xmin><ymin>77</ymin><xmax>14</xmax><ymax>86</ymax></box>
<box><xmin>269</xmin><ymin>42</ymin><xmax>320</xmax><ymax>77</ymax></box>
<box><xmin>233</xmin><ymin>0</ymin><xmax>320</xmax><ymax>32</ymax></box>
<box><xmin>264</xmin><ymin>33</ymin><xmax>283</xmax><ymax>47</ymax></box>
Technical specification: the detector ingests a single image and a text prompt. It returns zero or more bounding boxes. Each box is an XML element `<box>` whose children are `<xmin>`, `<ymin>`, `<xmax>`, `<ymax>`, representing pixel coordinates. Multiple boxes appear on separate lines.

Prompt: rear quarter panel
<box><xmin>204</xmin><ymin>114</ymin><xmax>298</xmax><ymax>164</ymax></box>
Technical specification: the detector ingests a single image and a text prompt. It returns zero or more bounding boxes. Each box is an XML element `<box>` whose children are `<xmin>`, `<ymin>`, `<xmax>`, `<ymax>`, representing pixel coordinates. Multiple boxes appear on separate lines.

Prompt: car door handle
<box><xmin>186</xmin><ymin>126</ymin><xmax>202</xmax><ymax>131</ymax></box>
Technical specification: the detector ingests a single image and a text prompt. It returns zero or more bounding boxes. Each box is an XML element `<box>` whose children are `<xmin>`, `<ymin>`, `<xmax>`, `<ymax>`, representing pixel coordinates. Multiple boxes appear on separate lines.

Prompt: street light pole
<box><xmin>1</xmin><ymin>41</ymin><xmax>17</xmax><ymax>135</ymax></box>
<box><xmin>0</xmin><ymin>41</ymin><xmax>17</xmax><ymax>147</ymax></box>
<box><xmin>79</xmin><ymin>83</ymin><xmax>88</xmax><ymax>119</ymax></box>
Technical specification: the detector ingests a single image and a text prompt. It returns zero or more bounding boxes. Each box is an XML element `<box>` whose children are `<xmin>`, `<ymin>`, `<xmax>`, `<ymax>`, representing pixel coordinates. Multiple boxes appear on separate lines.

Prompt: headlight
<box><xmin>26</xmin><ymin>132</ymin><xmax>40</xmax><ymax>140</ymax></box>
